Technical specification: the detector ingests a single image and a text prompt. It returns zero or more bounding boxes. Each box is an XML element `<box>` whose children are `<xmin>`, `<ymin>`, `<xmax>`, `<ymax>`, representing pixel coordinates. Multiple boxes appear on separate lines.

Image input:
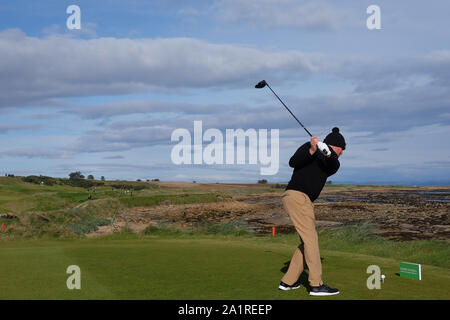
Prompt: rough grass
<box><xmin>0</xmin><ymin>177</ymin><xmax>267</xmax><ymax>239</ymax></box>
<box><xmin>143</xmin><ymin>221</ymin><xmax>251</xmax><ymax>237</ymax></box>
<box><xmin>119</xmin><ymin>193</ymin><xmax>220</xmax><ymax>207</ymax></box>
<box><xmin>67</xmin><ymin>217</ymin><xmax>111</xmax><ymax>235</ymax></box>
<box><xmin>1</xmin><ymin>198</ymin><xmax>121</xmax><ymax>239</ymax></box>
<box><xmin>1</xmin><ymin>177</ymin><xmax>448</xmax><ymax>268</ymax></box>
<box><xmin>140</xmin><ymin>222</ymin><xmax>450</xmax><ymax>269</ymax></box>
<box><xmin>317</xmin><ymin>223</ymin><xmax>450</xmax><ymax>269</ymax></box>
<box><xmin>0</xmin><ymin>177</ymin><xmax>278</xmax><ymax>215</ymax></box>
<box><xmin>323</xmin><ymin>184</ymin><xmax>414</xmax><ymax>190</ymax></box>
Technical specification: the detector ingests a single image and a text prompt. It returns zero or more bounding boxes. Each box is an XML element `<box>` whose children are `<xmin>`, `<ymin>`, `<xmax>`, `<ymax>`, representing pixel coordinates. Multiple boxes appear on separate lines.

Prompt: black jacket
<box><xmin>286</xmin><ymin>142</ymin><xmax>340</xmax><ymax>202</ymax></box>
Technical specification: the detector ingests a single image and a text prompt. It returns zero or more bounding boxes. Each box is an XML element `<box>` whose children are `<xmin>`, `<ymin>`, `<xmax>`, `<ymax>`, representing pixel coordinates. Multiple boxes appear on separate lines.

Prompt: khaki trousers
<box><xmin>281</xmin><ymin>190</ymin><xmax>323</xmax><ymax>287</ymax></box>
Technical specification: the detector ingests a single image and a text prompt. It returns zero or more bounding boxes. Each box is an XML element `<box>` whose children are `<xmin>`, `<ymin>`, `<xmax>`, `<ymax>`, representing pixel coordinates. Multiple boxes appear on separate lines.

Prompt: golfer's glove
<box><xmin>317</xmin><ymin>141</ymin><xmax>331</xmax><ymax>157</ymax></box>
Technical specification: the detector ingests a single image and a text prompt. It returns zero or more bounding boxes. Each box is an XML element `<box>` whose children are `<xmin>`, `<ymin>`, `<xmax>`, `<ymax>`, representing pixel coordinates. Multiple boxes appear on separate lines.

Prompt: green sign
<box><xmin>400</xmin><ymin>262</ymin><xmax>421</xmax><ymax>280</ymax></box>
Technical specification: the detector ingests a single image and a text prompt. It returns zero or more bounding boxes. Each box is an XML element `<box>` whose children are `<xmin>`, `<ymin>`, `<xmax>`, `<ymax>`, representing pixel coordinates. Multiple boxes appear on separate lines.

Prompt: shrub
<box><xmin>69</xmin><ymin>171</ymin><xmax>85</xmax><ymax>179</ymax></box>
<box><xmin>142</xmin><ymin>224</ymin><xmax>183</xmax><ymax>236</ymax></box>
<box><xmin>111</xmin><ymin>184</ymin><xmax>148</xmax><ymax>191</ymax></box>
<box><xmin>67</xmin><ymin>217</ymin><xmax>111</xmax><ymax>235</ymax></box>
<box><xmin>22</xmin><ymin>175</ymin><xmax>57</xmax><ymax>186</ymax></box>
<box><xmin>63</xmin><ymin>178</ymin><xmax>94</xmax><ymax>189</ymax></box>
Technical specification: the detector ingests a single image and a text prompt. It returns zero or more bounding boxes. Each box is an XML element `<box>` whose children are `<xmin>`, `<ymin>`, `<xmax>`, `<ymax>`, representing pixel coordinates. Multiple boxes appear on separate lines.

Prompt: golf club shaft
<box><xmin>265</xmin><ymin>83</ymin><xmax>313</xmax><ymax>137</ymax></box>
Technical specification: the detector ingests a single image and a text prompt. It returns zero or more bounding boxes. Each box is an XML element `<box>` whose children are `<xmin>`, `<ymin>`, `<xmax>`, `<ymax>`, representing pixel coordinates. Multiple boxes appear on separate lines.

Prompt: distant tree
<box><xmin>101</xmin><ymin>176</ymin><xmax>105</xmax><ymax>181</ymax></box>
<box><xmin>258</xmin><ymin>179</ymin><xmax>268</xmax><ymax>184</ymax></box>
<box><xmin>152</xmin><ymin>178</ymin><xmax>160</xmax><ymax>182</ymax></box>
<box><xmin>69</xmin><ymin>171</ymin><xmax>84</xmax><ymax>180</ymax></box>
<box><xmin>326</xmin><ymin>180</ymin><xmax>333</xmax><ymax>185</ymax></box>
<box><xmin>136</xmin><ymin>179</ymin><xmax>141</xmax><ymax>182</ymax></box>
<box><xmin>87</xmin><ymin>175</ymin><xmax>94</xmax><ymax>180</ymax></box>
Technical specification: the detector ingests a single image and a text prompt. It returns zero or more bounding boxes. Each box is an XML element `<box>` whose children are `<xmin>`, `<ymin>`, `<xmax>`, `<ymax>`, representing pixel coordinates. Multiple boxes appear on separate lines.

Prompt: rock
<box><xmin>36</xmin><ymin>215</ymin><xmax>50</xmax><ymax>222</ymax></box>
<box><xmin>0</xmin><ymin>213</ymin><xmax>18</xmax><ymax>219</ymax></box>
<box><xmin>432</xmin><ymin>225</ymin><xmax>450</xmax><ymax>232</ymax></box>
<box><xmin>316</xmin><ymin>221</ymin><xmax>343</xmax><ymax>228</ymax></box>
<box><xmin>399</xmin><ymin>223</ymin><xmax>416</xmax><ymax>229</ymax></box>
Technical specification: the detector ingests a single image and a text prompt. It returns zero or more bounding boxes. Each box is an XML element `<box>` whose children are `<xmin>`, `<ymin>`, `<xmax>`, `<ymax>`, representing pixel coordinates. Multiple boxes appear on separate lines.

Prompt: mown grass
<box><xmin>0</xmin><ymin>233</ymin><xmax>448</xmax><ymax>299</ymax></box>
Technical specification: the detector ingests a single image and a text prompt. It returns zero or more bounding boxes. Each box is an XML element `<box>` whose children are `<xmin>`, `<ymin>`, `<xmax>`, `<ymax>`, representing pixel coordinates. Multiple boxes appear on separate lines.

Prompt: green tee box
<box><xmin>400</xmin><ymin>262</ymin><xmax>421</xmax><ymax>280</ymax></box>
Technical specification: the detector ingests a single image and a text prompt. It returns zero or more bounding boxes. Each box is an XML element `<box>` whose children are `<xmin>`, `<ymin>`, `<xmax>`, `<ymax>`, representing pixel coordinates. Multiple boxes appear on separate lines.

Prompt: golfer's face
<box><xmin>330</xmin><ymin>145</ymin><xmax>343</xmax><ymax>157</ymax></box>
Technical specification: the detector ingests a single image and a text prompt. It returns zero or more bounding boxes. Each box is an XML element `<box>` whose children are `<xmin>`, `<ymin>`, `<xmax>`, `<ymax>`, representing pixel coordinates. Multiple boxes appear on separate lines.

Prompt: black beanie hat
<box><xmin>324</xmin><ymin>127</ymin><xmax>346</xmax><ymax>150</ymax></box>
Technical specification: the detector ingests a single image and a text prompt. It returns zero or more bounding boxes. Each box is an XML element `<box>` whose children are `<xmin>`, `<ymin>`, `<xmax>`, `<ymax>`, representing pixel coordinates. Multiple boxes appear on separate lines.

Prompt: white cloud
<box><xmin>0</xmin><ymin>29</ymin><xmax>315</xmax><ymax>108</ymax></box>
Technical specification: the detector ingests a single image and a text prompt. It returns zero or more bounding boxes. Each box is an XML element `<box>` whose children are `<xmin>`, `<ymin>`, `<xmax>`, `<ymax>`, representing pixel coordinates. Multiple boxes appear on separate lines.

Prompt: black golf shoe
<box><xmin>309</xmin><ymin>283</ymin><xmax>340</xmax><ymax>296</ymax></box>
<box><xmin>278</xmin><ymin>280</ymin><xmax>301</xmax><ymax>291</ymax></box>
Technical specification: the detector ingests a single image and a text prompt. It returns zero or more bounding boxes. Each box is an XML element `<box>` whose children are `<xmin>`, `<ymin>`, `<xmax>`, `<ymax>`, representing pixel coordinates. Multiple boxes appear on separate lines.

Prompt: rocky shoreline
<box><xmin>108</xmin><ymin>186</ymin><xmax>450</xmax><ymax>241</ymax></box>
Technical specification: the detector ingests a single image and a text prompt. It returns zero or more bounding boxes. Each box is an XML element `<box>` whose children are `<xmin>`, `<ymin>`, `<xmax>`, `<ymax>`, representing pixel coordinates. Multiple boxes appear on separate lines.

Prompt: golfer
<box><xmin>278</xmin><ymin>127</ymin><xmax>346</xmax><ymax>296</ymax></box>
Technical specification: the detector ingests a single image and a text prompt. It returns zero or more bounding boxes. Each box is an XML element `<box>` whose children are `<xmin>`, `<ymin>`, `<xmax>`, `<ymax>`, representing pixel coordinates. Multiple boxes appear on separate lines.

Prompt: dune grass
<box><xmin>119</xmin><ymin>193</ymin><xmax>221</xmax><ymax>208</ymax></box>
<box><xmin>317</xmin><ymin>223</ymin><xmax>450</xmax><ymax>269</ymax></box>
<box><xmin>0</xmin><ymin>177</ymin><xmax>279</xmax><ymax>215</ymax></box>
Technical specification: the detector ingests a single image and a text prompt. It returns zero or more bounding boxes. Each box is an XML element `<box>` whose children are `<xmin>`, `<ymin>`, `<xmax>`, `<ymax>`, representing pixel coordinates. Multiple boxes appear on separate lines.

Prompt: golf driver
<box><xmin>255</xmin><ymin>80</ymin><xmax>331</xmax><ymax>157</ymax></box>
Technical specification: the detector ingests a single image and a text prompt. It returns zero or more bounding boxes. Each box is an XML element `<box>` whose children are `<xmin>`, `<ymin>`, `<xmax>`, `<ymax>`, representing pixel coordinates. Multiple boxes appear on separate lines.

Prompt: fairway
<box><xmin>1</xmin><ymin>235</ymin><xmax>448</xmax><ymax>300</ymax></box>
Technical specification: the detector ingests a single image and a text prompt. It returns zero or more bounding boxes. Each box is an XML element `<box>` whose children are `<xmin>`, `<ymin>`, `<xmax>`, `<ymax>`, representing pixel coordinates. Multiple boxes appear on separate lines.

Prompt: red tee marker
<box><xmin>272</xmin><ymin>226</ymin><xmax>275</xmax><ymax>237</ymax></box>
<box><xmin>1</xmin><ymin>223</ymin><xmax>5</xmax><ymax>232</ymax></box>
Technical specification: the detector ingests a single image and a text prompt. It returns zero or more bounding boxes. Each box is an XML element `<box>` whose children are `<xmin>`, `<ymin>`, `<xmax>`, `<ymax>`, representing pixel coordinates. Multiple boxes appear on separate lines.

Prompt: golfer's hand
<box><xmin>317</xmin><ymin>141</ymin><xmax>331</xmax><ymax>157</ymax></box>
<box><xmin>309</xmin><ymin>136</ymin><xmax>319</xmax><ymax>155</ymax></box>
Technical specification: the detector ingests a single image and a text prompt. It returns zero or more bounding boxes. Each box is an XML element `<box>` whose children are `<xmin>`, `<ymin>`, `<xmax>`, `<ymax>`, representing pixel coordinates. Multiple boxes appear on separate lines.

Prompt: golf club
<box><xmin>255</xmin><ymin>80</ymin><xmax>331</xmax><ymax>157</ymax></box>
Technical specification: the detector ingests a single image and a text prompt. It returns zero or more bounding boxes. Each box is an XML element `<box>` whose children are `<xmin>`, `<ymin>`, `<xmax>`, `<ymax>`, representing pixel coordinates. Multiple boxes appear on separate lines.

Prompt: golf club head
<box><xmin>255</xmin><ymin>80</ymin><xmax>267</xmax><ymax>89</ymax></box>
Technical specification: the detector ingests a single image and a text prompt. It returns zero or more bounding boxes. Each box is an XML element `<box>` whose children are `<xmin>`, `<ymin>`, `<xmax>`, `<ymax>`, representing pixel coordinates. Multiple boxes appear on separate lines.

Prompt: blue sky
<box><xmin>0</xmin><ymin>0</ymin><xmax>449</xmax><ymax>185</ymax></box>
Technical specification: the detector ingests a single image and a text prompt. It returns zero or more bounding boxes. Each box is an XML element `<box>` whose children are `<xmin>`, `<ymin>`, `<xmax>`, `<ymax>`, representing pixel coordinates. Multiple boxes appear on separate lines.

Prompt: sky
<box><xmin>0</xmin><ymin>0</ymin><xmax>449</xmax><ymax>185</ymax></box>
